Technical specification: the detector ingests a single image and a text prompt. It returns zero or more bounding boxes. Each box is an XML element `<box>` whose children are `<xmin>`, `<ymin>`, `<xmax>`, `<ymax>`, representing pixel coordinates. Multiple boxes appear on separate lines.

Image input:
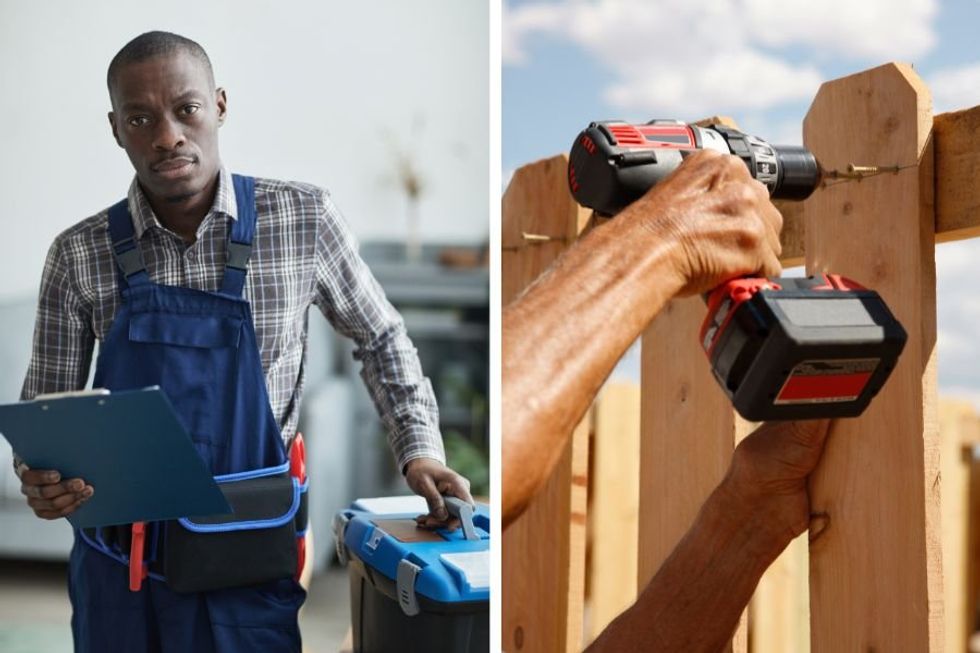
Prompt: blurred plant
<box><xmin>382</xmin><ymin>115</ymin><xmax>427</xmax><ymax>263</ymax></box>
<box><xmin>443</xmin><ymin>430</ymin><xmax>489</xmax><ymax>499</ymax></box>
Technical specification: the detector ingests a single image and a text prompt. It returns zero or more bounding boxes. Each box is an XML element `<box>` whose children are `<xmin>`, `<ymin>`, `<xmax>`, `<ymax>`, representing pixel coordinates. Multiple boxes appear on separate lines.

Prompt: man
<box><xmin>16</xmin><ymin>31</ymin><xmax>472</xmax><ymax>652</ymax></box>
<box><xmin>503</xmin><ymin>148</ymin><xmax>831</xmax><ymax>651</ymax></box>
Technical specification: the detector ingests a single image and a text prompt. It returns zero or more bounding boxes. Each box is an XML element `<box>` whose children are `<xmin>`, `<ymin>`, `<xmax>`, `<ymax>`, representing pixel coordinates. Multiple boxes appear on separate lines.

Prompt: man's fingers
<box><xmin>788</xmin><ymin>419</ymin><xmax>832</xmax><ymax>449</ymax></box>
<box><xmin>417</xmin><ymin>474</ymin><xmax>448</xmax><ymax>521</ymax></box>
<box><xmin>415</xmin><ymin>515</ymin><xmax>462</xmax><ymax>532</ymax></box>
<box><xmin>760</xmin><ymin>249</ymin><xmax>782</xmax><ymax>280</ymax></box>
<box><xmin>21</xmin><ymin>477</ymin><xmax>86</xmax><ymax>500</ymax></box>
<box><xmin>438</xmin><ymin>477</ymin><xmax>475</xmax><ymax>505</ymax></box>
<box><xmin>27</xmin><ymin>484</ymin><xmax>93</xmax><ymax>511</ymax></box>
<box><xmin>19</xmin><ymin>468</ymin><xmax>60</xmax><ymax>487</ymax></box>
<box><xmin>35</xmin><ymin>498</ymin><xmax>84</xmax><ymax>520</ymax></box>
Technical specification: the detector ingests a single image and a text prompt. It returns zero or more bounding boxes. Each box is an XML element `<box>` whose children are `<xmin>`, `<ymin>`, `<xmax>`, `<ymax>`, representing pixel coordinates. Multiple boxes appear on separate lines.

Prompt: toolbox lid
<box><xmin>337</xmin><ymin>497</ymin><xmax>490</xmax><ymax>605</ymax></box>
<box><xmin>350</xmin><ymin>495</ymin><xmax>428</xmax><ymax>514</ymax></box>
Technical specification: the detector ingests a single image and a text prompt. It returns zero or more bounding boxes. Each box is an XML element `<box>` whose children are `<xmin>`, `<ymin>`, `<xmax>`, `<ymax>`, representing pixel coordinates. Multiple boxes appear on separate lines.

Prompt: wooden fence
<box><xmin>502</xmin><ymin>62</ymin><xmax>980</xmax><ymax>652</ymax></box>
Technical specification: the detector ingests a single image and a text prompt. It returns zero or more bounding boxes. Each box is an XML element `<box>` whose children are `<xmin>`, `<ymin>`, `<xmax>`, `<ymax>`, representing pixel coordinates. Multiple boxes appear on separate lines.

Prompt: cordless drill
<box><xmin>567</xmin><ymin>120</ymin><xmax>907</xmax><ymax>420</ymax></box>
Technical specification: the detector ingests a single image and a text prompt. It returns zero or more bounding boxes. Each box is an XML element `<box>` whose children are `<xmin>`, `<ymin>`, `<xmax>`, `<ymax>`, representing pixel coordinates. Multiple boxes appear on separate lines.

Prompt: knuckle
<box><xmin>42</xmin><ymin>486</ymin><xmax>62</xmax><ymax>499</ymax></box>
<box><xmin>737</xmin><ymin>183</ymin><xmax>759</xmax><ymax>206</ymax></box>
<box><xmin>771</xmin><ymin>207</ymin><xmax>784</xmax><ymax>233</ymax></box>
<box><xmin>739</xmin><ymin>219</ymin><xmax>766</xmax><ymax>249</ymax></box>
<box><xmin>724</xmin><ymin>155</ymin><xmax>748</xmax><ymax>176</ymax></box>
<box><xmin>53</xmin><ymin>494</ymin><xmax>74</xmax><ymax>508</ymax></box>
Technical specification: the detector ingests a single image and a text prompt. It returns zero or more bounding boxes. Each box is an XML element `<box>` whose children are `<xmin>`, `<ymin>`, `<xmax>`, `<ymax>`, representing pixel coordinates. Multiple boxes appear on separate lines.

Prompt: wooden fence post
<box><xmin>635</xmin><ymin>116</ymin><xmax>758</xmax><ymax>653</ymax></box>
<box><xmin>969</xmin><ymin>445</ymin><xmax>980</xmax><ymax>647</ymax></box>
<box><xmin>502</xmin><ymin>154</ymin><xmax>592</xmax><ymax>652</ymax></box>
<box><xmin>940</xmin><ymin>400</ymin><xmax>980</xmax><ymax>652</ymax></box>
<box><xmin>586</xmin><ymin>382</ymin><xmax>641</xmax><ymax>644</ymax></box>
<box><xmin>749</xmin><ymin>533</ymin><xmax>810</xmax><ymax>653</ymax></box>
<box><xmin>637</xmin><ymin>297</ymin><xmax>748</xmax><ymax>652</ymax></box>
<box><xmin>803</xmin><ymin>62</ymin><xmax>943</xmax><ymax>651</ymax></box>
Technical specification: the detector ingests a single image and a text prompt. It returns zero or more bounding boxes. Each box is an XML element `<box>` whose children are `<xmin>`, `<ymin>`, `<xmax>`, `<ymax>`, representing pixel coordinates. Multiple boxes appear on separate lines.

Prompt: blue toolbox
<box><xmin>334</xmin><ymin>496</ymin><xmax>490</xmax><ymax>652</ymax></box>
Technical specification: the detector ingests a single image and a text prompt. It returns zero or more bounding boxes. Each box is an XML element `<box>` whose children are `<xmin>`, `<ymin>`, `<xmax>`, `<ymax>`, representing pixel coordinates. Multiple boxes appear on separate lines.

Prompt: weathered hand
<box><xmin>17</xmin><ymin>463</ymin><xmax>93</xmax><ymax>520</ymax></box>
<box><xmin>404</xmin><ymin>457</ymin><xmax>474</xmax><ymax>529</ymax></box>
<box><xmin>722</xmin><ymin>420</ymin><xmax>832</xmax><ymax>548</ymax></box>
<box><xmin>619</xmin><ymin>148</ymin><xmax>784</xmax><ymax>297</ymax></box>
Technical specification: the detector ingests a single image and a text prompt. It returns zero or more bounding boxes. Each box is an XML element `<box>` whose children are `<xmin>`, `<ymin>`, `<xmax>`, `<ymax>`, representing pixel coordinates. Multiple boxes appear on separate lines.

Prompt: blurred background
<box><xmin>0</xmin><ymin>1</ymin><xmax>488</xmax><ymax>651</ymax></box>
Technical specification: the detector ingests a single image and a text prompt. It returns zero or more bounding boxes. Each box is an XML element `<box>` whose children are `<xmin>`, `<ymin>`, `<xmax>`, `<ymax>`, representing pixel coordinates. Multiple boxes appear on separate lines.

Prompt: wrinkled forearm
<box><xmin>586</xmin><ymin>479</ymin><xmax>790</xmax><ymax>653</ymax></box>
<box><xmin>502</xmin><ymin>214</ymin><xmax>686</xmax><ymax>526</ymax></box>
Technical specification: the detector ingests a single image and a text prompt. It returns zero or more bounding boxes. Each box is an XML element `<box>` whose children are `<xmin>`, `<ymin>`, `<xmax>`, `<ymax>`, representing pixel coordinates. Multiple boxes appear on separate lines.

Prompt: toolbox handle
<box><xmin>444</xmin><ymin>497</ymin><xmax>479</xmax><ymax>541</ymax></box>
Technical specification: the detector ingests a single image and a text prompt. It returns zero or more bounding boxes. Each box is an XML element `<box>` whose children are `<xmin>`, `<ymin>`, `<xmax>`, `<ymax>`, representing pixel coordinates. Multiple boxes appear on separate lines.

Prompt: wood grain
<box><xmin>939</xmin><ymin>400</ymin><xmax>980</xmax><ymax>653</ymax></box>
<box><xmin>502</xmin><ymin>155</ymin><xmax>592</xmax><ymax>653</ymax></box>
<box><xmin>749</xmin><ymin>533</ymin><xmax>810</xmax><ymax>653</ymax></box>
<box><xmin>803</xmin><ymin>62</ymin><xmax>943</xmax><ymax>652</ymax></box>
<box><xmin>969</xmin><ymin>444</ymin><xmax>980</xmax><ymax>648</ymax></box>
<box><xmin>934</xmin><ymin>105</ymin><xmax>980</xmax><ymax>242</ymax></box>
<box><xmin>586</xmin><ymin>382</ymin><xmax>641</xmax><ymax>645</ymax></box>
<box><xmin>638</xmin><ymin>296</ymin><xmax>745</xmax><ymax>653</ymax></box>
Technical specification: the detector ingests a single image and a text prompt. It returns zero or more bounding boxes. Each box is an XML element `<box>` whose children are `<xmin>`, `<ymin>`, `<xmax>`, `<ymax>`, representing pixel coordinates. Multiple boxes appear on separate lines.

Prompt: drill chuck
<box><xmin>771</xmin><ymin>144</ymin><xmax>822</xmax><ymax>201</ymax></box>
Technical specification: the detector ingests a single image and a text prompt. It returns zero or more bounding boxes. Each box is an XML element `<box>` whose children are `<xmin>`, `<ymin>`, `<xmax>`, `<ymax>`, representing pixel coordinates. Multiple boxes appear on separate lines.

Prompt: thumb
<box><xmin>418</xmin><ymin>474</ymin><xmax>448</xmax><ymax>520</ymax></box>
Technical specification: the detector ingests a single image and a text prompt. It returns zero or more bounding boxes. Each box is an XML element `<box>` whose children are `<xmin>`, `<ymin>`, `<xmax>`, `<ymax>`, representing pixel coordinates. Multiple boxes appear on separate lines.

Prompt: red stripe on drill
<box><xmin>777</xmin><ymin>372</ymin><xmax>872</xmax><ymax>402</ymax></box>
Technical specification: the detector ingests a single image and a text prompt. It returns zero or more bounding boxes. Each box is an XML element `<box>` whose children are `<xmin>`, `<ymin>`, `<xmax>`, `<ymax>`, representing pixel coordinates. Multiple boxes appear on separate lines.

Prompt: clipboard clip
<box><xmin>129</xmin><ymin>521</ymin><xmax>148</xmax><ymax>592</ymax></box>
<box><xmin>33</xmin><ymin>389</ymin><xmax>111</xmax><ymax>401</ymax></box>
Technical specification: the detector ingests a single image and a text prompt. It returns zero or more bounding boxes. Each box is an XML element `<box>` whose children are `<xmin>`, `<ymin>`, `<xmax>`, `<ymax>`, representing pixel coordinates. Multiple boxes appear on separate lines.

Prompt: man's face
<box><xmin>108</xmin><ymin>51</ymin><xmax>226</xmax><ymax>203</ymax></box>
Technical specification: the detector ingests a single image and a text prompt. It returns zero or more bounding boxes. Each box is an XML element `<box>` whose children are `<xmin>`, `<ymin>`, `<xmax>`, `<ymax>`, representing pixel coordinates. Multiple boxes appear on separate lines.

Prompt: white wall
<box><xmin>0</xmin><ymin>0</ymin><xmax>489</xmax><ymax>301</ymax></box>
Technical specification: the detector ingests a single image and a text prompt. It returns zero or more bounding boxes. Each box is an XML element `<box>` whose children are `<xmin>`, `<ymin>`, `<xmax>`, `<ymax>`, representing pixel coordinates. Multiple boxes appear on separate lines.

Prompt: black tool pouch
<box><xmin>162</xmin><ymin>471</ymin><xmax>308</xmax><ymax>593</ymax></box>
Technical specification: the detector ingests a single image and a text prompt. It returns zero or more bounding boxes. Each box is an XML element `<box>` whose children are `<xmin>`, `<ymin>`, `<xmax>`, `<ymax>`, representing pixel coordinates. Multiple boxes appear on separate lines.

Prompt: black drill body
<box><xmin>567</xmin><ymin>120</ymin><xmax>907</xmax><ymax>420</ymax></box>
<box><xmin>568</xmin><ymin>120</ymin><xmax>821</xmax><ymax>216</ymax></box>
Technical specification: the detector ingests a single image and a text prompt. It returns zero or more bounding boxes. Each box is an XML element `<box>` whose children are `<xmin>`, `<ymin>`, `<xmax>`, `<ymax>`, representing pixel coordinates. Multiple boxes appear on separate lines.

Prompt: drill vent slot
<box><xmin>608</xmin><ymin>125</ymin><xmax>645</xmax><ymax>147</ymax></box>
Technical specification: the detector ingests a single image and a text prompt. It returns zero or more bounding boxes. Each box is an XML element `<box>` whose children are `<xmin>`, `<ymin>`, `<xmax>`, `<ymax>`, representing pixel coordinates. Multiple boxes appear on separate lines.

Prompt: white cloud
<box><xmin>928</xmin><ymin>62</ymin><xmax>980</xmax><ymax>114</ymax></box>
<box><xmin>604</xmin><ymin>50</ymin><xmax>822</xmax><ymax>118</ymax></box>
<box><xmin>745</xmin><ymin>0</ymin><xmax>936</xmax><ymax>61</ymax></box>
<box><xmin>936</xmin><ymin>239</ymin><xmax>980</xmax><ymax>277</ymax></box>
<box><xmin>504</xmin><ymin>0</ymin><xmax>938</xmax><ymax>116</ymax></box>
<box><xmin>502</xmin><ymin>2</ymin><xmax>567</xmax><ymax>65</ymax></box>
<box><xmin>938</xmin><ymin>328</ymin><xmax>975</xmax><ymax>360</ymax></box>
<box><xmin>938</xmin><ymin>386</ymin><xmax>980</xmax><ymax>413</ymax></box>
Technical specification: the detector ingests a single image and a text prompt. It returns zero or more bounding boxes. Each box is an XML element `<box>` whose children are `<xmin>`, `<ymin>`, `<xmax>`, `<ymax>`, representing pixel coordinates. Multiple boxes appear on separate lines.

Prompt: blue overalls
<box><xmin>68</xmin><ymin>175</ymin><xmax>306</xmax><ymax>652</ymax></box>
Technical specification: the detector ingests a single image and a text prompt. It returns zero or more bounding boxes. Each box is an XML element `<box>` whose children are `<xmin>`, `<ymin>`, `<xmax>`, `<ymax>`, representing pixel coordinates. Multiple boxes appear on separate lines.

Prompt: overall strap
<box><xmin>107</xmin><ymin>199</ymin><xmax>150</xmax><ymax>289</ymax></box>
<box><xmin>220</xmin><ymin>175</ymin><xmax>257</xmax><ymax>297</ymax></box>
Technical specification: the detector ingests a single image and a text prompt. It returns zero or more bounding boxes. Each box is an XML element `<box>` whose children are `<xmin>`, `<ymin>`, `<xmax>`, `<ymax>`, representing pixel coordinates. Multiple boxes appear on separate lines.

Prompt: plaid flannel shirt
<box><xmin>20</xmin><ymin>167</ymin><xmax>445</xmax><ymax>471</ymax></box>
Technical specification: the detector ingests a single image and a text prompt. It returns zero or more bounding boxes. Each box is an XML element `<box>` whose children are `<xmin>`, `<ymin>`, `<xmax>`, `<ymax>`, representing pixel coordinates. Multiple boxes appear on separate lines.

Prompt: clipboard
<box><xmin>0</xmin><ymin>387</ymin><xmax>231</xmax><ymax>528</ymax></box>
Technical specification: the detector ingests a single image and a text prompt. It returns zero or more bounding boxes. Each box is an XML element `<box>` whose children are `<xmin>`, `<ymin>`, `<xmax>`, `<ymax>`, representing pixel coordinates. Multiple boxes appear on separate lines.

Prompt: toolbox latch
<box><xmin>397</xmin><ymin>559</ymin><xmax>422</xmax><ymax>616</ymax></box>
<box><xmin>445</xmin><ymin>496</ymin><xmax>480</xmax><ymax>541</ymax></box>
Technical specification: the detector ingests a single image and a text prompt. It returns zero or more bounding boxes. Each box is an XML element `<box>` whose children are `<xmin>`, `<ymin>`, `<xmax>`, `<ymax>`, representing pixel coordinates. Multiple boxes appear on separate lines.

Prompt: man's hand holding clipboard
<box><xmin>0</xmin><ymin>387</ymin><xmax>230</xmax><ymax>529</ymax></box>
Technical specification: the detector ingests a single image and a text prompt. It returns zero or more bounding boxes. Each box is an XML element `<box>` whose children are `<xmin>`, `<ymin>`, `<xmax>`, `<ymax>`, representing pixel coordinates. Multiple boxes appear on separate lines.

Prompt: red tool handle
<box><xmin>289</xmin><ymin>433</ymin><xmax>307</xmax><ymax>580</ymax></box>
<box><xmin>129</xmin><ymin>521</ymin><xmax>148</xmax><ymax>592</ymax></box>
<box><xmin>289</xmin><ymin>432</ymin><xmax>307</xmax><ymax>483</ymax></box>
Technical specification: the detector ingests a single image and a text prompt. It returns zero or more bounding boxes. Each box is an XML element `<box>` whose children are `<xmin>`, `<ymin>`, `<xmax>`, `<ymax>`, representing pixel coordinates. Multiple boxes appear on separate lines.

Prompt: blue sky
<box><xmin>503</xmin><ymin>0</ymin><xmax>980</xmax><ymax>404</ymax></box>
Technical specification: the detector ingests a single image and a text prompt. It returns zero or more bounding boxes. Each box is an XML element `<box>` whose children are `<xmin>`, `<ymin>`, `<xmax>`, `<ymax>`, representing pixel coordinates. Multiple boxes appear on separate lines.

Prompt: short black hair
<box><xmin>107</xmin><ymin>31</ymin><xmax>214</xmax><ymax>96</ymax></box>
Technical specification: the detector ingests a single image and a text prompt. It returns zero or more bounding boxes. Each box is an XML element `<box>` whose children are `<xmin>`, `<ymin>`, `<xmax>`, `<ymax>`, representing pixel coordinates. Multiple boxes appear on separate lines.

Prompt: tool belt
<box><xmin>81</xmin><ymin>467</ymin><xmax>309</xmax><ymax>594</ymax></box>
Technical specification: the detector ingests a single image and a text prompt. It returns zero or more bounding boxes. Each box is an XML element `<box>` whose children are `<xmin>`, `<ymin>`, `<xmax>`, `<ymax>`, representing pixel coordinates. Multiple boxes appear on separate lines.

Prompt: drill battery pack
<box><xmin>701</xmin><ymin>274</ymin><xmax>907</xmax><ymax>421</ymax></box>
